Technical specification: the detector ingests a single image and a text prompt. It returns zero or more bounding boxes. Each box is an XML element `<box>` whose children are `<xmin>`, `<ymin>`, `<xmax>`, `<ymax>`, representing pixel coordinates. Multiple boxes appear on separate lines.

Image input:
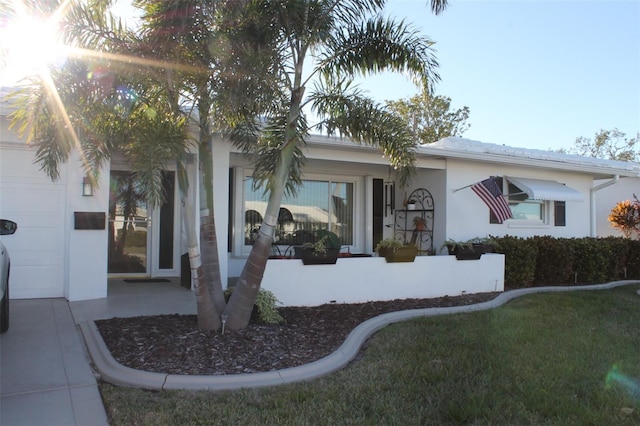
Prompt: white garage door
<box><xmin>0</xmin><ymin>144</ymin><xmax>66</xmax><ymax>299</ymax></box>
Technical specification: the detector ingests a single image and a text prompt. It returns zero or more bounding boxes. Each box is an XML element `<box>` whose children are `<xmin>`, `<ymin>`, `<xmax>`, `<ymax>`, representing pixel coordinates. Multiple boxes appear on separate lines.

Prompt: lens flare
<box><xmin>605</xmin><ymin>364</ymin><xmax>640</xmax><ymax>399</ymax></box>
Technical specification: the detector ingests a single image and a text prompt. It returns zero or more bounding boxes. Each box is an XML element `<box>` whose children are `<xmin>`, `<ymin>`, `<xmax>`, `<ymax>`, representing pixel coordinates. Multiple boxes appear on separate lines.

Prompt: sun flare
<box><xmin>0</xmin><ymin>12</ymin><xmax>66</xmax><ymax>85</ymax></box>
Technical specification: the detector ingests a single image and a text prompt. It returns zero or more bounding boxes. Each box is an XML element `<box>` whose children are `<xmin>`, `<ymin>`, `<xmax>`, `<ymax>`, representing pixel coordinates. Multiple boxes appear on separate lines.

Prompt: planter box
<box><xmin>296</xmin><ymin>247</ymin><xmax>339</xmax><ymax>265</ymax></box>
<box><xmin>454</xmin><ymin>245</ymin><xmax>483</xmax><ymax>260</ymax></box>
<box><xmin>383</xmin><ymin>245</ymin><xmax>418</xmax><ymax>263</ymax></box>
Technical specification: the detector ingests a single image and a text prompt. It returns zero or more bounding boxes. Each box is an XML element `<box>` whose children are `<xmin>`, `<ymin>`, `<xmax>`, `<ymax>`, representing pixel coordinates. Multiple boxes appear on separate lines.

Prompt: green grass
<box><xmin>99</xmin><ymin>284</ymin><xmax>640</xmax><ymax>425</ymax></box>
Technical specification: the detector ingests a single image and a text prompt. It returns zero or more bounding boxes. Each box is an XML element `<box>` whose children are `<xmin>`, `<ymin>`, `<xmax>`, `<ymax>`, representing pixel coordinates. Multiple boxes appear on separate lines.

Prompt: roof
<box><xmin>419</xmin><ymin>137</ymin><xmax>640</xmax><ymax>178</ymax></box>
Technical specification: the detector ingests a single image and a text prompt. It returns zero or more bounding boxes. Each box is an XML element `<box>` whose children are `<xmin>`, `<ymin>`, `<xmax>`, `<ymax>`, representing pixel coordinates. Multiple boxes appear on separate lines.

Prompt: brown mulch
<box><xmin>95</xmin><ymin>292</ymin><xmax>498</xmax><ymax>376</ymax></box>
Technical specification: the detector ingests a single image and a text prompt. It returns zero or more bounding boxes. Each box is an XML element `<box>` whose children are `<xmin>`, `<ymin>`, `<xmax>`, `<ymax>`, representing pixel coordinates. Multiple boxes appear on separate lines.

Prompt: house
<box><xmin>2</xmin><ymin>87</ymin><xmax>639</xmax><ymax>303</ymax></box>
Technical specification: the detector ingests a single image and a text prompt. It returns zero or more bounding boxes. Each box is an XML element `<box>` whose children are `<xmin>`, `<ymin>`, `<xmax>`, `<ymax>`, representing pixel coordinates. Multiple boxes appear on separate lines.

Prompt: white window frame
<box><xmin>235</xmin><ymin>169</ymin><xmax>364</xmax><ymax>256</ymax></box>
<box><xmin>503</xmin><ymin>178</ymin><xmax>550</xmax><ymax>227</ymax></box>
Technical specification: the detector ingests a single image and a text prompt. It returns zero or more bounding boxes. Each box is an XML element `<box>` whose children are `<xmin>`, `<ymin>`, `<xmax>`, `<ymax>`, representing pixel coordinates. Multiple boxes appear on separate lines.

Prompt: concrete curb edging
<box><xmin>79</xmin><ymin>280</ymin><xmax>640</xmax><ymax>391</ymax></box>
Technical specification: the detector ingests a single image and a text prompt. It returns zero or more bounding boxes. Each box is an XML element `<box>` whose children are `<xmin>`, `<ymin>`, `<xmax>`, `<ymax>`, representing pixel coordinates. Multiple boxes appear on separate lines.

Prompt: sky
<box><xmin>109</xmin><ymin>0</ymin><xmax>639</xmax><ymax>152</ymax></box>
<box><xmin>357</xmin><ymin>0</ymin><xmax>640</xmax><ymax>151</ymax></box>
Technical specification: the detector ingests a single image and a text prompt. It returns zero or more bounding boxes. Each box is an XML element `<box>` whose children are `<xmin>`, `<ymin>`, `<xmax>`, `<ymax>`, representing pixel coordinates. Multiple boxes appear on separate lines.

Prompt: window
<box><xmin>490</xmin><ymin>177</ymin><xmax>546</xmax><ymax>223</ymax></box>
<box><xmin>244</xmin><ymin>177</ymin><xmax>354</xmax><ymax>247</ymax></box>
<box><xmin>506</xmin><ymin>180</ymin><xmax>545</xmax><ymax>221</ymax></box>
<box><xmin>487</xmin><ymin>177</ymin><xmax>578</xmax><ymax>226</ymax></box>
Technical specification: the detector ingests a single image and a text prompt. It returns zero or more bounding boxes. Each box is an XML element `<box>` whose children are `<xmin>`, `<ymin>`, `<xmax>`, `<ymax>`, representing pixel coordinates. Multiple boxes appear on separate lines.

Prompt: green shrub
<box><xmin>532</xmin><ymin>236</ymin><xmax>573</xmax><ymax>285</ymax></box>
<box><xmin>600</xmin><ymin>237</ymin><xmax>629</xmax><ymax>280</ymax></box>
<box><xmin>491</xmin><ymin>235</ymin><xmax>537</xmax><ymax>289</ymax></box>
<box><xmin>224</xmin><ymin>288</ymin><xmax>283</xmax><ymax>324</ymax></box>
<box><xmin>568</xmin><ymin>238</ymin><xmax>609</xmax><ymax>284</ymax></box>
<box><xmin>626</xmin><ymin>240</ymin><xmax>640</xmax><ymax>279</ymax></box>
<box><xmin>492</xmin><ymin>236</ymin><xmax>638</xmax><ymax>288</ymax></box>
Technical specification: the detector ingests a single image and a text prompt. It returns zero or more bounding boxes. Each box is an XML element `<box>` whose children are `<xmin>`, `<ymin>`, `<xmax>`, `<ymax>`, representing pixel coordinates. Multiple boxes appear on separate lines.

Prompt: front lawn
<box><xmin>99</xmin><ymin>284</ymin><xmax>640</xmax><ymax>425</ymax></box>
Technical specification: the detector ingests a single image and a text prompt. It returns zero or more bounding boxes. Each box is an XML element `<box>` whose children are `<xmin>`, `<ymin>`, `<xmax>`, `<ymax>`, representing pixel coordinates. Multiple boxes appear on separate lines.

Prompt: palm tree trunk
<box><xmin>182</xmin><ymin>192</ymin><xmax>220</xmax><ymax>331</ymax></box>
<box><xmin>225</xmin><ymin>86</ymin><xmax>304</xmax><ymax>330</ymax></box>
<box><xmin>199</xmin><ymin>212</ymin><xmax>226</xmax><ymax>314</ymax></box>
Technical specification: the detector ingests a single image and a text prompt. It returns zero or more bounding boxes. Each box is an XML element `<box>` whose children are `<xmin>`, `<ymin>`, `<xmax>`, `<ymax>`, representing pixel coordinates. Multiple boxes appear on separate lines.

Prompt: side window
<box><xmin>489</xmin><ymin>177</ymin><xmax>547</xmax><ymax>223</ymax></box>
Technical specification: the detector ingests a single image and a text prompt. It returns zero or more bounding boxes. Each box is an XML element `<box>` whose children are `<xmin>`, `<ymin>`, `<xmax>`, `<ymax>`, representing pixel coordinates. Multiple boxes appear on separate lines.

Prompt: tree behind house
<box><xmin>386</xmin><ymin>90</ymin><xmax>470</xmax><ymax>144</ymax></box>
<box><xmin>566</xmin><ymin>128</ymin><xmax>639</xmax><ymax>162</ymax></box>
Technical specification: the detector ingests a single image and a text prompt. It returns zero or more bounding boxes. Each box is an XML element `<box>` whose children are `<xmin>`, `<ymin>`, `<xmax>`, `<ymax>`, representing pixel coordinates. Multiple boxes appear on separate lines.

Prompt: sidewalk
<box><xmin>0</xmin><ymin>299</ymin><xmax>108</xmax><ymax>426</ymax></box>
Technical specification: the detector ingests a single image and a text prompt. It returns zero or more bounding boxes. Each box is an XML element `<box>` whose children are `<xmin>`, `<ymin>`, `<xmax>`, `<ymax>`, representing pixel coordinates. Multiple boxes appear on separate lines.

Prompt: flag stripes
<box><xmin>471</xmin><ymin>178</ymin><xmax>512</xmax><ymax>223</ymax></box>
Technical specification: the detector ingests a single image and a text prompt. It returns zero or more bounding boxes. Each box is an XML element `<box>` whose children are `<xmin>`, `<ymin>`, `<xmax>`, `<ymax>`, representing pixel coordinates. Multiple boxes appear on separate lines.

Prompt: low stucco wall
<box><xmin>260</xmin><ymin>253</ymin><xmax>505</xmax><ymax>306</ymax></box>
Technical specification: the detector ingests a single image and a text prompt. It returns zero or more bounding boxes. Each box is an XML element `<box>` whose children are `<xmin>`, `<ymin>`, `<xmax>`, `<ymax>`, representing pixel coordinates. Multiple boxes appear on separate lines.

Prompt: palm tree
<box><xmin>4</xmin><ymin>0</ymin><xmax>448</xmax><ymax>332</ymax></box>
<box><xmin>5</xmin><ymin>0</ymin><xmax>226</xmax><ymax>329</ymax></box>
<box><xmin>222</xmin><ymin>0</ymin><xmax>444</xmax><ymax>330</ymax></box>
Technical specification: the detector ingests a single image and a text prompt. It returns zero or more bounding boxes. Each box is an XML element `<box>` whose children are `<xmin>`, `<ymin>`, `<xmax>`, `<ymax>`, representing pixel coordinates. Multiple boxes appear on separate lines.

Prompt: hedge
<box><xmin>490</xmin><ymin>236</ymin><xmax>640</xmax><ymax>289</ymax></box>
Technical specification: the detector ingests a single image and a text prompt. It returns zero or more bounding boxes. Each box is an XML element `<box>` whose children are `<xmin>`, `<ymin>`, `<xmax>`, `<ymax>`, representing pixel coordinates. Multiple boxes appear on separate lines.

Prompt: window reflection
<box><xmin>244</xmin><ymin>178</ymin><xmax>354</xmax><ymax>246</ymax></box>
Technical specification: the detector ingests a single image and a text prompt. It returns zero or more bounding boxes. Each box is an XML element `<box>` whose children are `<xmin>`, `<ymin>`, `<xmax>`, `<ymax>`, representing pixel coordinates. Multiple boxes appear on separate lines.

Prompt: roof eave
<box><xmin>417</xmin><ymin>145</ymin><xmax>640</xmax><ymax>179</ymax></box>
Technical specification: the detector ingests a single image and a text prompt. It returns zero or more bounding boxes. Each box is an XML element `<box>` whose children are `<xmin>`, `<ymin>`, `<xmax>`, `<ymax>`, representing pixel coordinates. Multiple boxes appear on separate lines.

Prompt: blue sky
<box><xmin>112</xmin><ymin>0</ymin><xmax>639</xmax><ymax>152</ymax></box>
<box><xmin>358</xmin><ymin>0</ymin><xmax>640</xmax><ymax>151</ymax></box>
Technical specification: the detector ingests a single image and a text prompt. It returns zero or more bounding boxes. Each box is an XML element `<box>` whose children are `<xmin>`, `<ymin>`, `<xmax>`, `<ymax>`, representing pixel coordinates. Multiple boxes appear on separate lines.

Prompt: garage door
<box><xmin>0</xmin><ymin>144</ymin><xmax>66</xmax><ymax>299</ymax></box>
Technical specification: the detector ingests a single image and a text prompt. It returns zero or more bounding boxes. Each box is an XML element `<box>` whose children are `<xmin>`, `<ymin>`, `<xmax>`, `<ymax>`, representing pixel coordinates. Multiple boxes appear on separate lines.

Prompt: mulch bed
<box><xmin>96</xmin><ymin>292</ymin><xmax>498</xmax><ymax>376</ymax></box>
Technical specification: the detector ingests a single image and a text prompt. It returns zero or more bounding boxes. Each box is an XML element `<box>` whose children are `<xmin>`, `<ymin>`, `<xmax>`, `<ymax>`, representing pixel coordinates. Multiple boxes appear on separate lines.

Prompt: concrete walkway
<box><xmin>0</xmin><ymin>279</ymin><xmax>195</xmax><ymax>426</ymax></box>
<box><xmin>0</xmin><ymin>299</ymin><xmax>108</xmax><ymax>426</ymax></box>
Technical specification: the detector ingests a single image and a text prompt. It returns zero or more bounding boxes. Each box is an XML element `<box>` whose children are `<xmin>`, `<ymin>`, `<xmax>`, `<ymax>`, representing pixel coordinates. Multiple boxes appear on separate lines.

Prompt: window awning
<box><xmin>506</xmin><ymin>177</ymin><xmax>584</xmax><ymax>202</ymax></box>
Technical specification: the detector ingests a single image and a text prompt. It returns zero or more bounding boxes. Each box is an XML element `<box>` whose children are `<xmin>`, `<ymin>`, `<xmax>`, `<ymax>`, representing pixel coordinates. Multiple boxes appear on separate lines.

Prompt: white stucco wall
<box><xmin>65</xmin><ymin>151</ymin><xmax>110</xmax><ymax>301</ymax></box>
<box><xmin>444</xmin><ymin>159</ymin><xmax>593</xmax><ymax>242</ymax></box>
<box><xmin>595</xmin><ymin>177</ymin><xmax>640</xmax><ymax>238</ymax></box>
<box><xmin>261</xmin><ymin>254</ymin><xmax>505</xmax><ymax>306</ymax></box>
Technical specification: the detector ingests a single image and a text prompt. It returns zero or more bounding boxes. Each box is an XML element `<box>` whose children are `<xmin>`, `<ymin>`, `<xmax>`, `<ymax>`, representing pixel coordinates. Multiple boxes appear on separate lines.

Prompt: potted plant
<box><xmin>453</xmin><ymin>243</ymin><xmax>482</xmax><ymax>260</ymax></box>
<box><xmin>409</xmin><ymin>216</ymin><xmax>428</xmax><ymax>245</ymax></box>
<box><xmin>440</xmin><ymin>239</ymin><xmax>483</xmax><ymax>260</ymax></box>
<box><xmin>413</xmin><ymin>216</ymin><xmax>427</xmax><ymax>231</ymax></box>
<box><xmin>295</xmin><ymin>230</ymin><xmax>341</xmax><ymax>265</ymax></box>
<box><xmin>406</xmin><ymin>198</ymin><xmax>417</xmax><ymax>210</ymax></box>
<box><xmin>375</xmin><ymin>237</ymin><xmax>417</xmax><ymax>263</ymax></box>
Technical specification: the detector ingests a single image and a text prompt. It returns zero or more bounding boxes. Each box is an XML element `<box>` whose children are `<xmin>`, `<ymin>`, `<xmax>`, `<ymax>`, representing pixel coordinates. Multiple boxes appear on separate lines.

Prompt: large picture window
<box><xmin>244</xmin><ymin>177</ymin><xmax>354</xmax><ymax>247</ymax></box>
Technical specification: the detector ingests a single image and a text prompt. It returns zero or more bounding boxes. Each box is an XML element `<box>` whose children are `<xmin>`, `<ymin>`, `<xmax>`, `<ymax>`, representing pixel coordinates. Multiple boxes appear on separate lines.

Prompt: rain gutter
<box><xmin>590</xmin><ymin>175</ymin><xmax>619</xmax><ymax>237</ymax></box>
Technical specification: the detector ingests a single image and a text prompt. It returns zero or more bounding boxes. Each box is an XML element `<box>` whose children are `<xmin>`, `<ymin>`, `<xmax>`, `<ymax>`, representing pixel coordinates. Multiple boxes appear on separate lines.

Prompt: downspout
<box><xmin>590</xmin><ymin>175</ymin><xmax>619</xmax><ymax>237</ymax></box>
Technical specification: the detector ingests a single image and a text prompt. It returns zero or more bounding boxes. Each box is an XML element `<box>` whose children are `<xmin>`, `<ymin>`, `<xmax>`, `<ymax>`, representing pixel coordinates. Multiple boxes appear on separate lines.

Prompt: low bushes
<box><xmin>490</xmin><ymin>236</ymin><xmax>640</xmax><ymax>289</ymax></box>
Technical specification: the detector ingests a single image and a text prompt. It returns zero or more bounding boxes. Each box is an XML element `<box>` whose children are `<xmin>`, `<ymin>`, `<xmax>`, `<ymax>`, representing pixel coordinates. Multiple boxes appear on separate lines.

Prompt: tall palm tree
<box><xmin>4</xmin><ymin>0</ymin><xmax>448</xmax><ymax>332</ymax></box>
<box><xmin>5</xmin><ymin>0</ymin><xmax>225</xmax><ymax>329</ymax></box>
<box><xmin>223</xmin><ymin>0</ymin><xmax>443</xmax><ymax>330</ymax></box>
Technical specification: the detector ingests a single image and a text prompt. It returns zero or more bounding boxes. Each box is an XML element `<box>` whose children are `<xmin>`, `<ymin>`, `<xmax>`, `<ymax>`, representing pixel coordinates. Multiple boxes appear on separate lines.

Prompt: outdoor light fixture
<box><xmin>82</xmin><ymin>176</ymin><xmax>93</xmax><ymax>196</ymax></box>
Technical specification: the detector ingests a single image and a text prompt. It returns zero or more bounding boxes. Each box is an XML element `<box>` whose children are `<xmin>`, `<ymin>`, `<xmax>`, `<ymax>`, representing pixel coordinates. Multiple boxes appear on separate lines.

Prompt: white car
<box><xmin>1</xmin><ymin>219</ymin><xmax>17</xmax><ymax>333</ymax></box>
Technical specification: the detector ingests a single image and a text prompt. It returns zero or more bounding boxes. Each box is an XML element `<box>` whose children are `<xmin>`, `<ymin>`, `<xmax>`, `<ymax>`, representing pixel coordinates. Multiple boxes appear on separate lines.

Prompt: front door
<box><xmin>108</xmin><ymin>171</ymin><xmax>150</xmax><ymax>275</ymax></box>
<box><xmin>107</xmin><ymin>170</ymin><xmax>178</xmax><ymax>276</ymax></box>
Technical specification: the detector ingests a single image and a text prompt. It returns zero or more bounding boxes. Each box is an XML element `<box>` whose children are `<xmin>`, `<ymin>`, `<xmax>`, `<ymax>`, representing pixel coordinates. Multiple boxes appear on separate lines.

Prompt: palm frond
<box><xmin>322</xmin><ymin>16</ymin><xmax>439</xmax><ymax>92</ymax></box>
<box><xmin>310</xmin><ymin>78</ymin><xmax>416</xmax><ymax>185</ymax></box>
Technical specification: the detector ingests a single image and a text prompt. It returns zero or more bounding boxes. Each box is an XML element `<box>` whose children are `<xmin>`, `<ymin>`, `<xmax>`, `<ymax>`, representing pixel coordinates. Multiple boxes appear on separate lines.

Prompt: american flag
<box><xmin>471</xmin><ymin>178</ymin><xmax>512</xmax><ymax>223</ymax></box>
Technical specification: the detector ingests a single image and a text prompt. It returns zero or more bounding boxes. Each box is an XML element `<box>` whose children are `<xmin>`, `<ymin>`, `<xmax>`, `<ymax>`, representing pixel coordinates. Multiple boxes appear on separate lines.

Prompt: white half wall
<box><xmin>260</xmin><ymin>254</ymin><xmax>504</xmax><ymax>306</ymax></box>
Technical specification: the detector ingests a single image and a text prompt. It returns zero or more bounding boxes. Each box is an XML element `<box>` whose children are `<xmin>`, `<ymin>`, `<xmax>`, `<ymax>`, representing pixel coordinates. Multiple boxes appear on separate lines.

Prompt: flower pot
<box><xmin>454</xmin><ymin>245</ymin><xmax>482</xmax><ymax>260</ymax></box>
<box><xmin>384</xmin><ymin>245</ymin><xmax>418</xmax><ymax>263</ymax></box>
<box><xmin>298</xmin><ymin>247</ymin><xmax>339</xmax><ymax>265</ymax></box>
